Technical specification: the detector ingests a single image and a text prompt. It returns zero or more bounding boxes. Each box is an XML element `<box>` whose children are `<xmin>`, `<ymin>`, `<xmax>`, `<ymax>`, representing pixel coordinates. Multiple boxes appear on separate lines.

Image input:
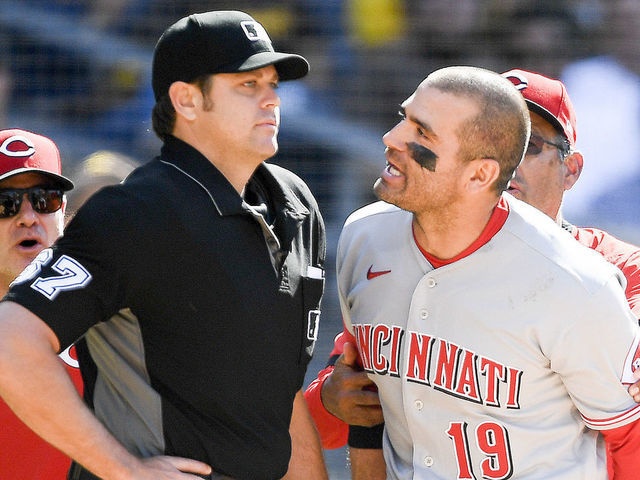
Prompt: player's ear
<box><xmin>168</xmin><ymin>81</ymin><xmax>198</xmax><ymax>121</ymax></box>
<box><xmin>465</xmin><ymin>158</ymin><xmax>500</xmax><ymax>194</ymax></box>
<box><xmin>563</xmin><ymin>150</ymin><xmax>583</xmax><ymax>191</ymax></box>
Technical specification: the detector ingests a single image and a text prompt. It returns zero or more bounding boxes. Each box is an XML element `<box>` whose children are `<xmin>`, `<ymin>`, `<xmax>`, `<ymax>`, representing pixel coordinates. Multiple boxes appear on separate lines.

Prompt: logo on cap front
<box><xmin>504</xmin><ymin>73</ymin><xmax>528</xmax><ymax>91</ymax></box>
<box><xmin>241</xmin><ymin>21</ymin><xmax>271</xmax><ymax>43</ymax></box>
<box><xmin>0</xmin><ymin>135</ymin><xmax>35</xmax><ymax>158</ymax></box>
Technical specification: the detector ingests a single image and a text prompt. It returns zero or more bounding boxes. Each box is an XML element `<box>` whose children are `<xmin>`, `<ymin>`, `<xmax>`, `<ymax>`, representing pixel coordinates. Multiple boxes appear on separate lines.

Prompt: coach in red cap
<box><xmin>501</xmin><ymin>68</ymin><xmax>579</xmax><ymax>220</ymax></box>
<box><xmin>502</xmin><ymin>69</ymin><xmax>640</xmax><ymax>321</ymax></box>
<box><xmin>0</xmin><ymin>128</ymin><xmax>72</xmax><ymax>296</ymax></box>
<box><xmin>0</xmin><ymin>10</ymin><xmax>327</xmax><ymax>480</ymax></box>
<box><xmin>0</xmin><ymin>128</ymin><xmax>83</xmax><ymax>480</ymax></box>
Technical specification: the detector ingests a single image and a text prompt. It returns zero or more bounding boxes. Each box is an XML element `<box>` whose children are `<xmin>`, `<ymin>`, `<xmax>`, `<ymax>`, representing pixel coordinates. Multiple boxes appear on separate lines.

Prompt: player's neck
<box><xmin>412</xmin><ymin>200</ymin><xmax>496</xmax><ymax>260</ymax></box>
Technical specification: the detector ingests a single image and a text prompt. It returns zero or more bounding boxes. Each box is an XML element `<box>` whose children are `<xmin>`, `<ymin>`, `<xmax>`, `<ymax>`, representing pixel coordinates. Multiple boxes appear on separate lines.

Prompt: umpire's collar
<box><xmin>159</xmin><ymin>135</ymin><xmax>309</xmax><ymax>222</ymax></box>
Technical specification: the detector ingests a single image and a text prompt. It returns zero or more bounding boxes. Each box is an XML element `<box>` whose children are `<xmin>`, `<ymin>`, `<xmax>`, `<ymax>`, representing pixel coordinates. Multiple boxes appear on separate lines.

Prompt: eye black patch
<box><xmin>408</xmin><ymin>142</ymin><xmax>437</xmax><ymax>171</ymax></box>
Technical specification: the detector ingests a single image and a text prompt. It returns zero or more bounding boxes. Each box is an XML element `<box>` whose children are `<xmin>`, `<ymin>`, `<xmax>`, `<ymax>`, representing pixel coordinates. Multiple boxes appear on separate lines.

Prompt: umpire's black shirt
<box><xmin>6</xmin><ymin>136</ymin><xmax>326</xmax><ymax>479</ymax></box>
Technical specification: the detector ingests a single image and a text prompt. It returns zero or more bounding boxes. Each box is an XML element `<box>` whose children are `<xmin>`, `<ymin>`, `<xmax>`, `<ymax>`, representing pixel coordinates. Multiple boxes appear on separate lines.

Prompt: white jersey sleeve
<box><xmin>546</xmin><ymin>273</ymin><xmax>640</xmax><ymax>429</ymax></box>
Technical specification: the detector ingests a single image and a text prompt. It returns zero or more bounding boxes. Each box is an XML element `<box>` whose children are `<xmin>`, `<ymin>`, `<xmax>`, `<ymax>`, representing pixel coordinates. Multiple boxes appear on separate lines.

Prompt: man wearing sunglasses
<box><xmin>304</xmin><ymin>68</ymin><xmax>640</xmax><ymax>479</ymax></box>
<box><xmin>0</xmin><ymin>128</ymin><xmax>84</xmax><ymax>479</ymax></box>
<box><xmin>0</xmin><ymin>10</ymin><xmax>327</xmax><ymax>480</ymax></box>
<box><xmin>503</xmin><ymin>68</ymin><xmax>640</xmax><ymax>314</ymax></box>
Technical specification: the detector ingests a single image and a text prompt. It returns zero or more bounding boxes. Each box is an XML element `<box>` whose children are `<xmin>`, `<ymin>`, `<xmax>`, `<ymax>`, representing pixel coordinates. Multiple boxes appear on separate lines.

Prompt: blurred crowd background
<box><xmin>2</xmin><ymin>1</ymin><xmax>639</xmax><ymax>476</ymax></box>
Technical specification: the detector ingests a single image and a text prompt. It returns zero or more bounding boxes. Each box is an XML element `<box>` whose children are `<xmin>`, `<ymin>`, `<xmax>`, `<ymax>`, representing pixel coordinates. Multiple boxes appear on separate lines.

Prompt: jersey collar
<box><xmin>415</xmin><ymin>195</ymin><xmax>510</xmax><ymax>268</ymax></box>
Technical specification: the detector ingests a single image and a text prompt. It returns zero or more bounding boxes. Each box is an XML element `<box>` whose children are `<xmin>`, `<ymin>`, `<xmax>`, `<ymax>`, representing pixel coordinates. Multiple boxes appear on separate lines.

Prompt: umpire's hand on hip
<box><xmin>124</xmin><ymin>455</ymin><xmax>212</xmax><ymax>479</ymax></box>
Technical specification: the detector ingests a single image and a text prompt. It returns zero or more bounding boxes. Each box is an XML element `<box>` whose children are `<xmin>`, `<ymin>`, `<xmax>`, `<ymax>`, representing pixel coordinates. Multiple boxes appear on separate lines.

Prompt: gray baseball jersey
<box><xmin>337</xmin><ymin>194</ymin><xmax>640</xmax><ymax>479</ymax></box>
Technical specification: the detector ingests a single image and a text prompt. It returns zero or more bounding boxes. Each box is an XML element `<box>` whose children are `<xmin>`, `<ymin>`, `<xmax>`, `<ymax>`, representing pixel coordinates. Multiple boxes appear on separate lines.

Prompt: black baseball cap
<box><xmin>152</xmin><ymin>10</ymin><xmax>310</xmax><ymax>100</ymax></box>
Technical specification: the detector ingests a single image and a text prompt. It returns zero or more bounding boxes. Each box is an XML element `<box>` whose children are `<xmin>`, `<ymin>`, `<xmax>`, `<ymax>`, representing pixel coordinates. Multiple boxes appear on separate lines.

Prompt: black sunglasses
<box><xmin>0</xmin><ymin>187</ymin><xmax>65</xmax><ymax>218</ymax></box>
<box><xmin>526</xmin><ymin>133</ymin><xmax>568</xmax><ymax>157</ymax></box>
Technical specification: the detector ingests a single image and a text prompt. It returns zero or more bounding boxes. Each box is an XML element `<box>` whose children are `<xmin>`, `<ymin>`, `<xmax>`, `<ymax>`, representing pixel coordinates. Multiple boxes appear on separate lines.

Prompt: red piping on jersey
<box><xmin>582</xmin><ymin>403</ymin><xmax>640</xmax><ymax>428</ymax></box>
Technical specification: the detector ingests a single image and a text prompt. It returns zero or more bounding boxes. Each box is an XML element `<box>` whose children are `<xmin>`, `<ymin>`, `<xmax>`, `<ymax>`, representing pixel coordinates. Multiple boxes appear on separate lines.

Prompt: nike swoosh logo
<box><xmin>367</xmin><ymin>265</ymin><xmax>391</xmax><ymax>280</ymax></box>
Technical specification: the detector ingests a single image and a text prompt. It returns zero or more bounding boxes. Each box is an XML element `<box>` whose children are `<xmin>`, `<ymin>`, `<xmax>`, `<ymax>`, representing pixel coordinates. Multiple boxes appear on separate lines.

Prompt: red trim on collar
<box><xmin>414</xmin><ymin>196</ymin><xmax>509</xmax><ymax>268</ymax></box>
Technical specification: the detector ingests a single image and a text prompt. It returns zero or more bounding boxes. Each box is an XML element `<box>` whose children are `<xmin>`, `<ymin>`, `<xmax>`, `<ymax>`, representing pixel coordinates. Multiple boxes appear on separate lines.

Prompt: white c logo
<box><xmin>0</xmin><ymin>135</ymin><xmax>36</xmax><ymax>157</ymax></box>
<box><xmin>59</xmin><ymin>345</ymin><xmax>80</xmax><ymax>369</ymax></box>
<box><xmin>503</xmin><ymin>73</ymin><xmax>528</xmax><ymax>91</ymax></box>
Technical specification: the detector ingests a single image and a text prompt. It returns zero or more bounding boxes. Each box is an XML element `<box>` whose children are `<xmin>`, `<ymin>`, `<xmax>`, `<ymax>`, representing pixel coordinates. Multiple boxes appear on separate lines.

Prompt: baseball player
<box><xmin>306</xmin><ymin>68</ymin><xmax>640</xmax><ymax>479</ymax></box>
<box><xmin>0</xmin><ymin>128</ymin><xmax>82</xmax><ymax>479</ymax></box>
<box><xmin>0</xmin><ymin>11</ymin><xmax>327</xmax><ymax>480</ymax></box>
<box><xmin>313</xmin><ymin>66</ymin><xmax>640</xmax><ymax>478</ymax></box>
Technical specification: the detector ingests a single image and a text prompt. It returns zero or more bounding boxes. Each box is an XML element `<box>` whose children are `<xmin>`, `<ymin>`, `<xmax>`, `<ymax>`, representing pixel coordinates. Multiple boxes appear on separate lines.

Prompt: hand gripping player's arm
<box><xmin>322</xmin><ymin>340</ymin><xmax>383</xmax><ymax>427</ymax></box>
<box><xmin>304</xmin><ymin>328</ymin><xmax>383</xmax><ymax>447</ymax></box>
<box><xmin>304</xmin><ymin>327</ymin><xmax>386</xmax><ymax>480</ymax></box>
<box><xmin>0</xmin><ymin>302</ymin><xmax>212</xmax><ymax>480</ymax></box>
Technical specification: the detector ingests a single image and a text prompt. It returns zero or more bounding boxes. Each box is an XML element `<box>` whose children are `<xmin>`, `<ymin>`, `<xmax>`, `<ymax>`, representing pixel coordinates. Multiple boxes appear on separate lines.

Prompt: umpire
<box><xmin>0</xmin><ymin>10</ymin><xmax>327</xmax><ymax>480</ymax></box>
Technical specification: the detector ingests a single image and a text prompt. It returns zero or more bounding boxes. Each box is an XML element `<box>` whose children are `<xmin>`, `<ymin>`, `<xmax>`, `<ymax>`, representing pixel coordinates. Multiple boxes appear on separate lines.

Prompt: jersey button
<box><xmin>414</xmin><ymin>399</ymin><xmax>424</xmax><ymax>410</ymax></box>
<box><xmin>426</xmin><ymin>278</ymin><xmax>437</xmax><ymax>288</ymax></box>
<box><xmin>420</xmin><ymin>309</ymin><xmax>429</xmax><ymax>320</ymax></box>
<box><xmin>424</xmin><ymin>456</ymin><xmax>434</xmax><ymax>467</ymax></box>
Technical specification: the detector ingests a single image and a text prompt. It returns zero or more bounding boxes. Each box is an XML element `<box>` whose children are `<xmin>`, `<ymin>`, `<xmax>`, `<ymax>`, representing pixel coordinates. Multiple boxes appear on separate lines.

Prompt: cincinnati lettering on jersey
<box><xmin>353</xmin><ymin>323</ymin><xmax>523</xmax><ymax>409</ymax></box>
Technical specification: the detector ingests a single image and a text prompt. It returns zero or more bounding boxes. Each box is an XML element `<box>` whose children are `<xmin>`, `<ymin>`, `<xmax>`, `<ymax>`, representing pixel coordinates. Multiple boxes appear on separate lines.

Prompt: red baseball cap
<box><xmin>0</xmin><ymin>129</ymin><xmax>74</xmax><ymax>190</ymax></box>
<box><xmin>502</xmin><ymin>69</ymin><xmax>577</xmax><ymax>147</ymax></box>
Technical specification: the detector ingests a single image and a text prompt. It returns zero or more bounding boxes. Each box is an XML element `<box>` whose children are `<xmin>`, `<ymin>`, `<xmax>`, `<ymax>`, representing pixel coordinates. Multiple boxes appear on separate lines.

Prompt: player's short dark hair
<box><xmin>151</xmin><ymin>74</ymin><xmax>215</xmax><ymax>142</ymax></box>
<box><xmin>425</xmin><ymin>67</ymin><xmax>530</xmax><ymax>194</ymax></box>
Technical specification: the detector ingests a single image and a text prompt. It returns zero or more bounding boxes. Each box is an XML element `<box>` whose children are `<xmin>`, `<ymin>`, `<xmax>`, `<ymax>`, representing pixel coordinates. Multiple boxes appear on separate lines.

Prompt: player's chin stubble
<box><xmin>373</xmin><ymin>176</ymin><xmax>405</xmax><ymax>208</ymax></box>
